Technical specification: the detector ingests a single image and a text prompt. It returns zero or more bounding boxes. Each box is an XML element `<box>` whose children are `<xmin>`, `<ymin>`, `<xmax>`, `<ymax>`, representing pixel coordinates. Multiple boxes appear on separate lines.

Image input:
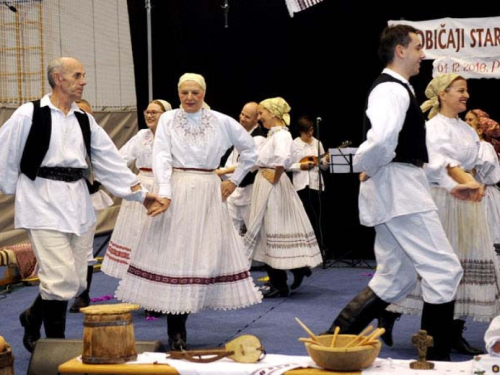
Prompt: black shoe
<box><xmin>451</xmin><ymin>319</ymin><xmax>484</xmax><ymax>355</ymax></box>
<box><xmin>290</xmin><ymin>267</ymin><xmax>312</xmax><ymax>290</ymax></box>
<box><xmin>263</xmin><ymin>286</ymin><xmax>290</xmax><ymax>298</ymax></box>
<box><xmin>327</xmin><ymin>287</ymin><xmax>390</xmax><ymax>335</ymax></box>
<box><xmin>69</xmin><ymin>292</ymin><xmax>90</xmax><ymax>313</ymax></box>
<box><xmin>19</xmin><ymin>308</ymin><xmax>42</xmax><ymax>353</ymax></box>
<box><xmin>168</xmin><ymin>334</ymin><xmax>187</xmax><ymax>351</ymax></box>
<box><xmin>377</xmin><ymin>310</ymin><xmax>401</xmax><ymax>347</ymax></box>
<box><xmin>452</xmin><ymin>337</ymin><xmax>484</xmax><ymax>355</ymax></box>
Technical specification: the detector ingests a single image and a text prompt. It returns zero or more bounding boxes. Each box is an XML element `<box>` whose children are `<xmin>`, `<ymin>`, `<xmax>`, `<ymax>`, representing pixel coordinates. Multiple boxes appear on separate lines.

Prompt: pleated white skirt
<box><xmin>244</xmin><ymin>171</ymin><xmax>323</xmax><ymax>270</ymax></box>
<box><xmin>115</xmin><ymin>169</ymin><xmax>262</xmax><ymax>314</ymax></box>
<box><xmin>101</xmin><ymin>171</ymin><xmax>154</xmax><ymax>279</ymax></box>
<box><xmin>388</xmin><ymin>186</ymin><xmax>500</xmax><ymax>322</ymax></box>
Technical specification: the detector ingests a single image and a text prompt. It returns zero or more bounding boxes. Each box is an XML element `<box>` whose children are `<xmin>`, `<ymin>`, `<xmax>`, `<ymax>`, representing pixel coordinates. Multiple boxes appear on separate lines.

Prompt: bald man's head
<box><xmin>239</xmin><ymin>102</ymin><xmax>259</xmax><ymax>131</ymax></box>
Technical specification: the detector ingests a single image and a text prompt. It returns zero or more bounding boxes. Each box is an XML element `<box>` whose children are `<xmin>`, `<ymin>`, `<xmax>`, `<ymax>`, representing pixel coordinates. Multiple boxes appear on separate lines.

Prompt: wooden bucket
<box><xmin>0</xmin><ymin>345</ymin><xmax>14</xmax><ymax>375</ymax></box>
<box><xmin>80</xmin><ymin>303</ymin><xmax>140</xmax><ymax>364</ymax></box>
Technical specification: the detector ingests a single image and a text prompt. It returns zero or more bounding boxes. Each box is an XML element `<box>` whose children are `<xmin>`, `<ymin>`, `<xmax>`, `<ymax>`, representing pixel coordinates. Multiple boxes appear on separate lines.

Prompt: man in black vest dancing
<box><xmin>0</xmin><ymin>57</ymin><xmax>163</xmax><ymax>353</ymax></box>
<box><xmin>321</xmin><ymin>25</ymin><xmax>476</xmax><ymax>361</ymax></box>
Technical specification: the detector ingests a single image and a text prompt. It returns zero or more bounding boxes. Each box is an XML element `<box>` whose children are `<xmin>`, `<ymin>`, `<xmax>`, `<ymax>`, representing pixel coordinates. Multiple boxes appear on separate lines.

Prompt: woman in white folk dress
<box><xmin>101</xmin><ymin>99</ymin><xmax>171</xmax><ymax>279</ymax></box>
<box><xmin>101</xmin><ymin>99</ymin><xmax>171</xmax><ymax>319</ymax></box>
<box><xmin>244</xmin><ymin>97</ymin><xmax>323</xmax><ymax>298</ymax></box>
<box><xmin>115</xmin><ymin>73</ymin><xmax>262</xmax><ymax>351</ymax></box>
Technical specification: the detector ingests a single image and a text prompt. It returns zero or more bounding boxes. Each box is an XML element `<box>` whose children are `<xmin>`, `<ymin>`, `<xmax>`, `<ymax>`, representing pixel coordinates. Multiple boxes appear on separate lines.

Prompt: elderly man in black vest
<box><xmin>321</xmin><ymin>25</ymin><xmax>476</xmax><ymax>361</ymax></box>
<box><xmin>0</xmin><ymin>56</ymin><xmax>163</xmax><ymax>353</ymax></box>
<box><xmin>217</xmin><ymin>102</ymin><xmax>266</xmax><ymax>237</ymax></box>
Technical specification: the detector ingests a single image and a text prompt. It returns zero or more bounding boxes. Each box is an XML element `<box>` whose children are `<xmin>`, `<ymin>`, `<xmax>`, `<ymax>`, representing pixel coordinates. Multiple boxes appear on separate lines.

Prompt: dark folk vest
<box><xmin>238</xmin><ymin>125</ymin><xmax>266</xmax><ymax>188</ymax></box>
<box><xmin>363</xmin><ymin>73</ymin><xmax>428</xmax><ymax>165</ymax></box>
<box><xmin>19</xmin><ymin>100</ymin><xmax>96</xmax><ymax>191</ymax></box>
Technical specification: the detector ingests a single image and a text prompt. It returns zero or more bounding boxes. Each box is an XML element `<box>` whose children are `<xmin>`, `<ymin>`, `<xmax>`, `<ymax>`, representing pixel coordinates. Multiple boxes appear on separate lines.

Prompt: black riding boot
<box><xmin>377</xmin><ymin>310</ymin><xmax>402</xmax><ymax>347</ymax></box>
<box><xmin>263</xmin><ymin>265</ymin><xmax>290</xmax><ymax>298</ymax></box>
<box><xmin>290</xmin><ymin>267</ymin><xmax>312</xmax><ymax>290</ymax></box>
<box><xmin>42</xmin><ymin>300</ymin><xmax>68</xmax><ymax>338</ymax></box>
<box><xmin>19</xmin><ymin>294</ymin><xmax>43</xmax><ymax>353</ymax></box>
<box><xmin>421</xmin><ymin>300</ymin><xmax>455</xmax><ymax>361</ymax></box>
<box><xmin>325</xmin><ymin>287</ymin><xmax>389</xmax><ymax>334</ymax></box>
<box><xmin>167</xmin><ymin>313</ymin><xmax>189</xmax><ymax>351</ymax></box>
<box><xmin>451</xmin><ymin>319</ymin><xmax>484</xmax><ymax>355</ymax></box>
<box><xmin>70</xmin><ymin>265</ymin><xmax>94</xmax><ymax>313</ymax></box>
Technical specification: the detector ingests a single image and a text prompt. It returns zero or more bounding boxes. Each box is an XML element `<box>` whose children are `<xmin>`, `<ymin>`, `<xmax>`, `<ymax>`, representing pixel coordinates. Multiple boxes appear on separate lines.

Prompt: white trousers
<box><xmin>79</xmin><ymin>222</ymin><xmax>98</xmax><ymax>264</ymax></box>
<box><xmin>369</xmin><ymin>210</ymin><xmax>463</xmax><ymax>304</ymax></box>
<box><xmin>28</xmin><ymin>228</ymin><xmax>92</xmax><ymax>300</ymax></box>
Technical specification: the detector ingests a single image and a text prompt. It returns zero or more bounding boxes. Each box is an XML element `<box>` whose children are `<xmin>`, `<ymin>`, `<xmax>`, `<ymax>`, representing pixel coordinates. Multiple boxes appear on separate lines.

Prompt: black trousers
<box><xmin>297</xmin><ymin>186</ymin><xmax>325</xmax><ymax>247</ymax></box>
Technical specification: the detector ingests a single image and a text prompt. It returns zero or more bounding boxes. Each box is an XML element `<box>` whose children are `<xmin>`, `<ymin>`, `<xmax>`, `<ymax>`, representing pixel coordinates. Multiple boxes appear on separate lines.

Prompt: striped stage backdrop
<box><xmin>284</xmin><ymin>0</ymin><xmax>324</xmax><ymax>17</ymax></box>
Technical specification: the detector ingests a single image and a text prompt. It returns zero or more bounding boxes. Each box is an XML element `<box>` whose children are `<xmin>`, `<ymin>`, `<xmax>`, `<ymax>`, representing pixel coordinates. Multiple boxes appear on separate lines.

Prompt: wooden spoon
<box><xmin>295</xmin><ymin>317</ymin><xmax>324</xmax><ymax>346</ymax></box>
<box><xmin>299</xmin><ymin>337</ymin><xmax>320</xmax><ymax>345</ymax></box>
<box><xmin>344</xmin><ymin>325</ymin><xmax>374</xmax><ymax>348</ymax></box>
<box><xmin>356</xmin><ymin>328</ymin><xmax>385</xmax><ymax>347</ymax></box>
<box><xmin>330</xmin><ymin>326</ymin><xmax>340</xmax><ymax>348</ymax></box>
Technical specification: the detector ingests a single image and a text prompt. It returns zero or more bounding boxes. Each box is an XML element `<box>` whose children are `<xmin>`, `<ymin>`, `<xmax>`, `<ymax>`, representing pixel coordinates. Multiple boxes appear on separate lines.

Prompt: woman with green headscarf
<box><xmin>244</xmin><ymin>97</ymin><xmax>322</xmax><ymax>298</ymax></box>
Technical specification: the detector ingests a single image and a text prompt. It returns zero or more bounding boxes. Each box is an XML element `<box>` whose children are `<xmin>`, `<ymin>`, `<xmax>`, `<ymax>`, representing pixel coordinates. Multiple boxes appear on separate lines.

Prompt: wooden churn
<box><xmin>80</xmin><ymin>303</ymin><xmax>140</xmax><ymax>364</ymax></box>
<box><xmin>0</xmin><ymin>344</ymin><xmax>14</xmax><ymax>375</ymax></box>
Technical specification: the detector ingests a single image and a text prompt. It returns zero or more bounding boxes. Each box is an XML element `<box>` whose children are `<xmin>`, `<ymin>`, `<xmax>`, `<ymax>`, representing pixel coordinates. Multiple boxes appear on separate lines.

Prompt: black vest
<box><xmin>363</xmin><ymin>74</ymin><xmax>428</xmax><ymax>164</ymax></box>
<box><xmin>20</xmin><ymin>100</ymin><xmax>91</xmax><ymax>180</ymax></box>
<box><xmin>238</xmin><ymin>125</ymin><xmax>266</xmax><ymax>188</ymax></box>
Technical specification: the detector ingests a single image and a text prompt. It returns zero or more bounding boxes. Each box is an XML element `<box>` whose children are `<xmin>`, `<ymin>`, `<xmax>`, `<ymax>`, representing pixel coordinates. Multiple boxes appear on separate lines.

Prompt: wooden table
<box><xmin>58</xmin><ymin>357</ymin><xmax>361</xmax><ymax>375</ymax></box>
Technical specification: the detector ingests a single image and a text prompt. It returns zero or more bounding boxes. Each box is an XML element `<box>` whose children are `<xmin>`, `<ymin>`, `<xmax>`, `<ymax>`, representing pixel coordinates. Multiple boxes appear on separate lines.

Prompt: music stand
<box><xmin>329</xmin><ymin>147</ymin><xmax>358</xmax><ymax>174</ymax></box>
<box><xmin>327</xmin><ymin>147</ymin><xmax>374</xmax><ymax>269</ymax></box>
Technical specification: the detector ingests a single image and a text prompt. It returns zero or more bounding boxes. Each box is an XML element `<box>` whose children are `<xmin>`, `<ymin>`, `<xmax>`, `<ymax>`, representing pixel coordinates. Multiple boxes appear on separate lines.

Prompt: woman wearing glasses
<box><xmin>101</xmin><ymin>99</ymin><xmax>171</xmax><ymax>289</ymax></box>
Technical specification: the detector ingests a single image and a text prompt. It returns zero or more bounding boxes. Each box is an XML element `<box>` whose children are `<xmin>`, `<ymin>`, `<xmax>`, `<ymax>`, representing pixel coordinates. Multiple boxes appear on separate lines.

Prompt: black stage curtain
<box><xmin>126</xmin><ymin>0</ymin><xmax>500</xmax><ymax>259</ymax></box>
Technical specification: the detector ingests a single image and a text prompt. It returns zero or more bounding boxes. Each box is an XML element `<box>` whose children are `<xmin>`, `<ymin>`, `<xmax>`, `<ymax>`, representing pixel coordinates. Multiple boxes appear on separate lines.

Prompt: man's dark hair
<box><xmin>378</xmin><ymin>24</ymin><xmax>419</xmax><ymax>65</ymax></box>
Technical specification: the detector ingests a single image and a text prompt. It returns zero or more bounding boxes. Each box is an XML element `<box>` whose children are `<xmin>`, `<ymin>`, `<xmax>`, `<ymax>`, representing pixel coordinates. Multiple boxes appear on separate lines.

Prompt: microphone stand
<box><xmin>316</xmin><ymin>117</ymin><xmax>327</xmax><ymax>268</ymax></box>
<box><xmin>221</xmin><ymin>0</ymin><xmax>229</xmax><ymax>28</ymax></box>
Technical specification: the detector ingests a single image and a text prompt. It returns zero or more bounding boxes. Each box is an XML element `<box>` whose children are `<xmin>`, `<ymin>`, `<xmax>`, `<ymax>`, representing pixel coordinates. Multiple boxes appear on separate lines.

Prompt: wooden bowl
<box><xmin>304</xmin><ymin>334</ymin><xmax>381</xmax><ymax>371</ymax></box>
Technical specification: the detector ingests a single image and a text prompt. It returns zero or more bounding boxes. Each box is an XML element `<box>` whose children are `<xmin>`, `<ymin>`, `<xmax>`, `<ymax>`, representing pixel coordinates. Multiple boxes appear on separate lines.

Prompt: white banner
<box><xmin>433</xmin><ymin>55</ymin><xmax>500</xmax><ymax>79</ymax></box>
<box><xmin>284</xmin><ymin>0</ymin><xmax>324</xmax><ymax>17</ymax></box>
<box><xmin>388</xmin><ymin>17</ymin><xmax>500</xmax><ymax>60</ymax></box>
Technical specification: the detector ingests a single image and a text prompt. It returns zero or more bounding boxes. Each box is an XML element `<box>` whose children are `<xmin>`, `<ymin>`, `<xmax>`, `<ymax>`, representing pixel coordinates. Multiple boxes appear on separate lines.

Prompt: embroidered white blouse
<box><xmin>119</xmin><ymin>128</ymin><xmax>154</xmax><ymax>169</ymax></box>
<box><xmin>153</xmin><ymin>108</ymin><xmax>257</xmax><ymax>198</ymax></box>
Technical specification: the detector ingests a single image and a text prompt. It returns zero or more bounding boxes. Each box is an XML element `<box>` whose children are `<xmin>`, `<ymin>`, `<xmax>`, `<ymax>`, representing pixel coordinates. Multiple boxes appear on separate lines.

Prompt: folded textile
<box><xmin>2</xmin><ymin>242</ymin><xmax>37</xmax><ymax>279</ymax></box>
<box><xmin>127</xmin><ymin>352</ymin><xmax>317</xmax><ymax>375</ymax></box>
